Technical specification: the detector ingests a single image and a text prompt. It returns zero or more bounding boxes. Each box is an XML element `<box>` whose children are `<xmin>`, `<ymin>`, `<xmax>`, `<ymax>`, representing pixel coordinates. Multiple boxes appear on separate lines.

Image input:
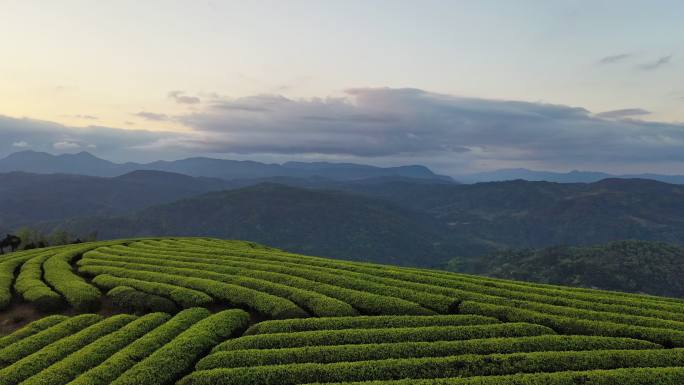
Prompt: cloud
<box><xmin>134</xmin><ymin>111</ymin><xmax>170</xmax><ymax>121</ymax></box>
<box><xmin>598</xmin><ymin>53</ymin><xmax>631</xmax><ymax>64</ymax></box>
<box><xmin>639</xmin><ymin>55</ymin><xmax>673</xmax><ymax>70</ymax></box>
<box><xmin>53</xmin><ymin>141</ymin><xmax>81</xmax><ymax>150</ymax></box>
<box><xmin>595</xmin><ymin>108</ymin><xmax>651</xmax><ymax>119</ymax></box>
<box><xmin>173</xmin><ymin>88</ymin><xmax>684</xmax><ymax>170</ymax></box>
<box><xmin>168</xmin><ymin>90</ymin><xmax>201</xmax><ymax>105</ymax></box>
<box><xmin>3</xmin><ymin>88</ymin><xmax>684</xmax><ymax>173</ymax></box>
<box><xmin>0</xmin><ymin>115</ymin><xmax>190</xmax><ymax>162</ymax></box>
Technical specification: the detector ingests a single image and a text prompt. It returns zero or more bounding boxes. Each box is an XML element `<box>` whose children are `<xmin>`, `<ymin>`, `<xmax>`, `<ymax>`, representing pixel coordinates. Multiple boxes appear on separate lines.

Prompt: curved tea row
<box><xmin>2</xmin><ymin>238</ymin><xmax>684</xmax><ymax>384</ymax></box>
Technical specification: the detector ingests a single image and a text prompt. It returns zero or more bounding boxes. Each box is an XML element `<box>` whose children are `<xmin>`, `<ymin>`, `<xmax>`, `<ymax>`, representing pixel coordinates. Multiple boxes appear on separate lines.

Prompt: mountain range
<box><xmin>5</xmin><ymin>150</ymin><xmax>684</xmax><ymax>272</ymax></box>
<box><xmin>457</xmin><ymin>168</ymin><xmax>684</xmax><ymax>184</ymax></box>
<box><xmin>0</xmin><ymin>150</ymin><xmax>451</xmax><ymax>181</ymax></box>
<box><xmin>13</xmin><ymin>173</ymin><xmax>683</xmax><ymax>266</ymax></box>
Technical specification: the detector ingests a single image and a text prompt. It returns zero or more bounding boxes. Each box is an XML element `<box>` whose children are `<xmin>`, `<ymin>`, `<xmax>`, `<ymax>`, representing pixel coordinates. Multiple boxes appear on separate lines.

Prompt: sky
<box><xmin>0</xmin><ymin>0</ymin><xmax>683</xmax><ymax>175</ymax></box>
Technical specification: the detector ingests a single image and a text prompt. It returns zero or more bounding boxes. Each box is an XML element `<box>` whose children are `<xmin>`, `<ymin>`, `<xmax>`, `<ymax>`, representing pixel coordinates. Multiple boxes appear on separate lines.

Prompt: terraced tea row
<box><xmin>73</xmin><ymin>239</ymin><xmax>684</xmax><ymax>346</ymax></box>
<box><xmin>2</xmin><ymin>313</ymin><xmax>673</xmax><ymax>385</ymax></box>
<box><xmin>179</xmin><ymin>316</ymin><xmax>676</xmax><ymax>385</ymax></box>
<box><xmin>0</xmin><ymin>308</ymin><xmax>248</xmax><ymax>385</ymax></box>
<box><xmin>4</xmin><ymin>238</ymin><xmax>684</xmax><ymax>384</ymax></box>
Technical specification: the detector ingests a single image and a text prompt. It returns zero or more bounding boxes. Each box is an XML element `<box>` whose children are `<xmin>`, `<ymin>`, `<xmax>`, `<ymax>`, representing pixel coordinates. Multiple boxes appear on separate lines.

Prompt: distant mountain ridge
<box><xmin>0</xmin><ymin>170</ymin><xmax>232</xmax><ymax>229</ymax></box>
<box><xmin>43</xmin><ymin>176</ymin><xmax>684</xmax><ymax>266</ymax></box>
<box><xmin>458</xmin><ymin>168</ymin><xmax>684</xmax><ymax>184</ymax></box>
<box><xmin>0</xmin><ymin>150</ymin><xmax>452</xmax><ymax>181</ymax></box>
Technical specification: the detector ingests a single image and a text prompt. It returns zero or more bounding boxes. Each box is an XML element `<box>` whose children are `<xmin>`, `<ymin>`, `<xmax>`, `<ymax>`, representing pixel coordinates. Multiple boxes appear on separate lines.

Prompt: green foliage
<box><xmin>213</xmin><ymin>323</ymin><xmax>555</xmax><ymax>352</ymax></box>
<box><xmin>0</xmin><ymin>315</ymin><xmax>67</xmax><ymax>350</ymax></box>
<box><xmin>107</xmin><ymin>286</ymin><xmax>178</xmax><ymax>314</ymax></box>
<box><xmin>459</xmin><ymin>301</ymin><xmax>684</xmax><ymax>347</ymax></box>
<box><xmin>82</xmin><ymin>264</ymin><xmax>307</xmax><ymax>319</ymax></box>
<box><xmin>197</xmin><ymin>335</ymin><xmax>660</xmax><ymax>370</ymax></box>
<box><xmin>244</xmin><ymin>315</ymin><xmax>500</xmax><ymax>335</ymax></box>
<box><xmin>0</xmin><ymin>314</ymin><xmax>102</xmax><ymax>366</ymax></box>
<box><xmin>20</xmin><ymin>313</ymin><xmax>168</xmax><ymax>385</ymax></box>
<box><xmin>85</xmin><ymin>248</ymin><xmax>359</xmax><ymax>317</ymax></box>
<box><xmin>0</xmin><ymin>314</ymin><xmax>135</xmax><ymax>385</ymax></box>
<box><xmin>0</xmin><ymin>249</ymin><xmax>51</xmax><ymax>310</ymax></box>
<box><xmin>110</xmin><ymin>309</ymin><xmax>249</xmax><ymax>385</ymax></box>
<box><xmin>180</xmin><ymin>348</ymin><xmax>684</xmax><ymax>385</ymax></box>
<box><xmin>14</xmin><ymin>251</ymin><xmax>63</xmax><ymax>310</ymax></box>
<box><xmin>82</xmin><ymin>249</ymin><xmax>429</xmax><ymax>316</ymax></box>
<box><xmin>8</xmin><ymin>238</ymin><xmax>684</xmax><ymax>385</ymax></box>
<box><xmin>70</xmin><ymin>308</ymin><xmax>211</xmax><ymax>385</ymax></box>
<box><xmin>309</xmin><ymin>367</ymin><xmax>684</xmax><ymax>384</ymax></box>
<box><xmin>43</xmin><ymin>245</ymin><xmax>104</xmax><ymax>310</ymax></box>
<box><xmin>454</xmin><ymin>240</ymin><xmax>684</xmax><ymax>298</ymax></box>
<box><xmin>92</xmin><ymin>273</ymin><xmax>212</xmax><ymax>308</ymax></box>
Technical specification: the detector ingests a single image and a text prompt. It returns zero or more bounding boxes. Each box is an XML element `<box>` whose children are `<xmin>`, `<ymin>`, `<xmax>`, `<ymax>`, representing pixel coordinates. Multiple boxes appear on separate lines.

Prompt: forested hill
<box><xmin>54</xmin><ymin>183</ymin><xmax>485</xmax><ymax>266</ymax></box>
<box><xmin>335</xmin><ymin>177</ymin><xmax>684</xmax><ymax>249</ymax></box>
<box><xmin>450</xmin><ymin>240</ymin><xmax>684</xmax><ymax>298</ymax></box>
<box><xmin>42</xmin><ymin>177</ymin><xmax>684</xmax><ymax>268</ymax></box>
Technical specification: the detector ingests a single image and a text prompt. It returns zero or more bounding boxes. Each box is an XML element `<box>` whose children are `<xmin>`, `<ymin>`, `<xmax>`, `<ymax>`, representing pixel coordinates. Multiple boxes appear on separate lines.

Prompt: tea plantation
<box><xmin>2</xmin><ymin>238</ymin><xmax>684</xmax><ymax>384</ymax></box>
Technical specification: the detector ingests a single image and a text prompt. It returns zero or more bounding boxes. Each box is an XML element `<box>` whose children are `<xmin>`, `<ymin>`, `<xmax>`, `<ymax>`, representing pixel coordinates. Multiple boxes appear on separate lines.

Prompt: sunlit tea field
<box><xmin>2</xmin><ymin>238</ymin><xmax>684</xmax><ymax>384</ymax></box>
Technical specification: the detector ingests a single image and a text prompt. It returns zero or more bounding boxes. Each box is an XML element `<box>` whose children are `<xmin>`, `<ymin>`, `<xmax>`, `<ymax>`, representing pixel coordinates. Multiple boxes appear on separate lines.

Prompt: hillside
<box><xmin>336</xmin><ymin>178</ymin><xmax>684</xmax><ymax>249</ymax></box>
<box><xmin>54</xmin><ymin>183</ymin><xmax>481</xmax><ymax>266</ymax></box>
<box><xmin>0</xmin><ymin>171</ymin><xmax>230</xmax><ymax>229</ymax></box>
<box><xmin>29</xmin><ymin>177</ymin><xmax>684</xmax><ymax>269</ymax></box>
<box><xmin>450</xmin><ymin>240</ymin><xmax>684</xmax><ymax>298</ymax></box>
<box><xmin>2</xmin><ymin>238</ymin><xmax>684</xmax><ymax>384</ymax></box>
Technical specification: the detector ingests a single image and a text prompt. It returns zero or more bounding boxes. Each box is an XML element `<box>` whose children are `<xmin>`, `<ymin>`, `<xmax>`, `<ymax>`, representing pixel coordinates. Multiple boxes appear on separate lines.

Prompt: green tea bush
<box><xmin>107</xmin><ymin>286</ymin><xmax>178</xmax><ymax>314</ymax></box>
<box><xmin>244</xmin><ymin>314</ymin><xmax>499</xmax><ymax>335</ymax></box>
<box><xmin>70</xmin><ymin>308</ymin><xmax>211</xmax><ymax>385</ymax></box>
<box><xmin>179</xmin><ymin>348</ymin><xmax>684</xmax><ymax>385</ymax></box>
<box><xmin>21</xmin><ymin>313</ymin><xmax>169</xmax><ymax>385</ymax></box>
<box><xmin>197</xmin><ymin>334</ymin><xmax>660</xmax><ymax>370</ymax></box>
<box><xmin>14</xmin><ymin>252</ymin><xmax>63</xmax><ymax>311</ymax></box>
<box><xmin>0</xmin><ymin>314</ymin><xmax>102</xmax><ymax>366</ymax></box>
<box><xmin>82</xmin><ymin>264</ymin><xmax>307</xmax><ymax>318</ymax></box>
<box><xmin>83</xmin><ymin>249</ymin><xmax>431</xmax><ymax>316</ymax></box>
<box><xmin>43</xmin><ymin>245</ymin><xmax>103</xmax><ymax>310</ymax></box>
<box><xmin>460</xmin><ymin>301</ymin><xmax>684</xmax><ymax>347</ymax></box>
<box><xmin>213</xmin><ymin>323</ymin><xmax>555</xmax><ymax>351</ymax></box>
<box><xmin>84</xmin><ymin>252</ymin><xmax>357</xmax><ymax>317</ymax></box>
<box><xmin>91</xmin><ymin>273</ymin><xmax>213</xmax><ymax>308</ymax></box>
<box><xmin>312</xmin><ymin>366</ymin><xmax>684</xmax><ymax>385</ymax></box>
<box><xmin>110</xmin><ymin>309</ymin><xmax>249</xmax><ymax>385</ymax></box>
<box><xmin>0</xmin><ymin>314</ymin><xmax>135</xmax><ymax>385</ymax></box>
<box><xmin>0</xmin><ymin>315</ymin><xmax>67</xmax><ymax>349</ymax></box>
<box><xmin>0</xmin><ymin>250</ymin><xmax>47</xmax><ymax>310</ymax></box>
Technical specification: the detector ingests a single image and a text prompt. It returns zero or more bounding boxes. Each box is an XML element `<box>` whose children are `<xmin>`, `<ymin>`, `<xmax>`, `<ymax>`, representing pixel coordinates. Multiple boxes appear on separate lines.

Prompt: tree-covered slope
<box><xmin>0</xmin><ymin>171</ymin><xmax>230</xmax><ymax>229</ymax></box>
<box><xmin>3</xmin><ymin>238</ymin><xmax>684</xmax><ymax>384</ymax></box>
<box><xmin>54</xmin><ymin>184</ymin><xmax>486</xmax><ymax>266</ymax></box>
<box><xmin>449</xmin><ymin>240</ymin><xmax>684</xmax><ymax>298</ymax></box>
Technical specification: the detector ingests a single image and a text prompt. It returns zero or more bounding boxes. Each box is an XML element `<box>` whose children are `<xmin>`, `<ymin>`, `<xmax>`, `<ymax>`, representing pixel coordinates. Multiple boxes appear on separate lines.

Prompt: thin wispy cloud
<box><xmin>598</xmin><ymin>53</ymin><xmax>631</xmax><ymax>64</ymax></box>
<box><xmin>134</xmin><ymin>111</ymin><xmax>170</xmax><ymax>121</ymax></box>
<box><xmin>639</xmin><ymin>55</ymin><xmax>673</xmax><ymax>70</ymax></box>
<box><xmin>596</xmin><ymin>108</ymin><xmax>651</xmax><ymax>119</ymax></box>
<box><xmin>53</xmin><ymin>141</ymin><xmax>82</xmax><ymax>150</ymax></box>
<box><xmin>168</xmin><ymin>91</ymin><xmax>201</xmax><ymax>105</ymax></box>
